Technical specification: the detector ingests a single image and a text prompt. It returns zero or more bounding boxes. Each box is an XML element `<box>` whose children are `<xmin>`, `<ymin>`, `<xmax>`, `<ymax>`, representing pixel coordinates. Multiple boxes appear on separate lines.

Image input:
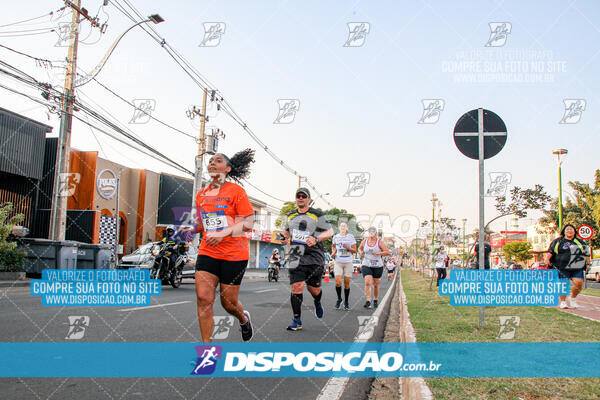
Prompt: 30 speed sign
<box><xmin>577</xmin><ymin>225</ymin><xmax>594</xmax><ymax>240</ymax></box>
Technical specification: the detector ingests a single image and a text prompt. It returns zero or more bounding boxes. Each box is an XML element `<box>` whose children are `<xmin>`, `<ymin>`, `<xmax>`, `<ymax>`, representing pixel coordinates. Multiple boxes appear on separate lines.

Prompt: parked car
<box><xmin>530</xmin><ymin>262</ymin><xmax>548</xmax><ymax>270</ymax></box>
<box><xmin>510</xmin><ymin>263</ymin><xmax>524</xmax><ymax>270</ymax></box>
<box><xmin>120</xmin><ymin>242</ymin><xmax>197</xmax><ymax>279</ymax></box>
<box><xmin>585</xmin><ymin>259</ymin><xmax>600</xmax><ymax>282</ymax></box>
<box><xmin>452</xmin><ymin>260</ymin><xmax>462</xmax><ymax>267</ymax></box>
<box><xmin>118</xmin><ymin>242</ymin><xmax>155</xmax><ymax>269</ymax></box>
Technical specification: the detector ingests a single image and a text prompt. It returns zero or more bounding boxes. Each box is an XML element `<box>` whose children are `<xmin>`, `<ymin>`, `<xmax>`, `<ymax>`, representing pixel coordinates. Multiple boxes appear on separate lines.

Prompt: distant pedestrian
<box><xmin>474</xmin><ymin>235</ymin><xmax>492</xmax><ymax>269</ymax></box>
<box><xmin>545</xmin><ymin>224</ymin><xmax>591</xmax><ymax>309</ymax></box>
<box><xmin>435</xmin><ymin>246</ymin><xmax>448</xmax><ymax>287</ymax></box>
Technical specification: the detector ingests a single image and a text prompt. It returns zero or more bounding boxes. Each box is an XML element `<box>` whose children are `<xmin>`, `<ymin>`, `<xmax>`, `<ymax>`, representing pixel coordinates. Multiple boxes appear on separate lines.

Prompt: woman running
<box><xmin>358</xmin><ymin>227</ymin><xmax>391</xmax><ymax>309</ymax></box>
<box><xmin>193</xmin><ymin>149</ymin><xmax>256</xmax><ymax>342</ymax></box>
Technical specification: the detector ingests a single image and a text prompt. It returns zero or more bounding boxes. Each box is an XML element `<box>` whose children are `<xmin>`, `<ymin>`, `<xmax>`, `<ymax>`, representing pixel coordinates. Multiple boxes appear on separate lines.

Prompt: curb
<box><xmin>398</xmin><ymin>271</ymin><xmax>434</xmax><ymax>400</ymax></box>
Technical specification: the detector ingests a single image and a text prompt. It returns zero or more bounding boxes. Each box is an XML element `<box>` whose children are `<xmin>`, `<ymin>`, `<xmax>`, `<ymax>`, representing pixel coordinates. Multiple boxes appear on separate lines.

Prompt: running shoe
<box><xmin>315</xmin><ymin>302</ymin><xmax>324</xmax><ymax>319</ymax></box>
<box><xmin>344</xmin><ymin>302</ymin><xmax>350</xmax><ymax>310</ymax></box>
<box><xmin>335</xmin><ymin>299</ymin><xmax>342</xmax><ymax>309</ymax></box>
<box><xmin>373</xmin><ymin>299</ymin><xmax>378</xmax><ymax>309</ymax></box>
<box><xmin>559</xmin><ymin>301</ymin><xmax>568</xmax><ymax>309</ymax></box>
<box><xmin>363</xmin><ymin>300</ymin><xmax>371</xmax><ymax>309</ymax></box>
<box><xmin>240</xmin><ymin>310</ymin><xmax>253</xmax><ymax>341</ymax></box>
<box><xmin>567</xmin><ymin>296</ymin><xmax>578</xmax><ymax>309</ymax></box>
<box><xmin>287</xmin><ymin>318</ymin><xmax>303</xmax><ymax>331</ymax></box>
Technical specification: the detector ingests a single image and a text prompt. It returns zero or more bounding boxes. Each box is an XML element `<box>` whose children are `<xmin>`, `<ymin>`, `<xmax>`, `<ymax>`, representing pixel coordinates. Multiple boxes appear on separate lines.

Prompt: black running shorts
<box><xmin>195</xmin><ymin>255</ymin><xmax>247</xmax><ymax>285</ymax></box>
<box><xmin>289</xmin><ymin>264</ymin><xmax>323</xmax><ymax>287</ymax></box>
<box><xmin>362</xmin><ymin>266</ymin><xmax>383</xmax><ymax>279</ymax></box>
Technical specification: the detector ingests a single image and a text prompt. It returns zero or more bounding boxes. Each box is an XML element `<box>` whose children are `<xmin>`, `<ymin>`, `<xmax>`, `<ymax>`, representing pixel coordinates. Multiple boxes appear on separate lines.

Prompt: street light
<box><xmin>462</xmin><ymin>218</ymin><xmax>467</xmax><ymax>267</ymax></box>
<box><xmin>76</xmin><ymin>14</ymin><xmax>165</xmax><ymax>87</ymax></box>
<box><xmin>552</xmin><ymin>148</ymin><xmax>568</xmax><ymax>231</ymax></box>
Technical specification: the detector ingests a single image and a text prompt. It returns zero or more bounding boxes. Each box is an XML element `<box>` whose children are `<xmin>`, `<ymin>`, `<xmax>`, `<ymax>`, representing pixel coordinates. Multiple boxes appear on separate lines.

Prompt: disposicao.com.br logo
<box><xmin>189</xmin><ymin>343</ymin><xmax>442</xmax><ymax>377</ymax></box>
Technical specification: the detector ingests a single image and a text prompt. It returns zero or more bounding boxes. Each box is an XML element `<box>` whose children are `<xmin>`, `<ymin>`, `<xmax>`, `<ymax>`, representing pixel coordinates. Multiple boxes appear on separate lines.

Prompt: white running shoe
<box><xmin>559</xmin><ymin>301</ymin><xmax>568</xmax><ymax>309</ymax></box>
<box><xmin>567</xmin><ymin>296</ymin><xmax>578</xmax><ymax>309</ymax></box>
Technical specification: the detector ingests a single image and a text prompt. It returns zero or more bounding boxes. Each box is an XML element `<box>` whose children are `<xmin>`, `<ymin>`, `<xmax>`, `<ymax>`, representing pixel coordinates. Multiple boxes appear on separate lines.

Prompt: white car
<box><xmin>585</xmin><ymin>259</ymin><xmax>600</xmax><ymax>282</ymax></box>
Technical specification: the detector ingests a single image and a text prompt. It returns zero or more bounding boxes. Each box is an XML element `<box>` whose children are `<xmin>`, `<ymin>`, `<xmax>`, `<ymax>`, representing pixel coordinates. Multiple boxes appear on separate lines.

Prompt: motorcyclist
<box><xmin>269</xmin><ymin>248</ymin><xmax>282</xmax><ymax>275</ymax></box>
<box><xmin>160</xmin><ymin>226</ymin><xmax>182</xmax><ymax>270</ymax></box>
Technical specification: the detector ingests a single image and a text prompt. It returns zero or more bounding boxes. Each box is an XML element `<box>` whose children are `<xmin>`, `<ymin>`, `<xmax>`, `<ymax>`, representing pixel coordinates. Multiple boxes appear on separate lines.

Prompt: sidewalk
<box><xmin>551</xmin><ymin>294</ymin><xmax>600</xmax><ymax>322</ymax></box>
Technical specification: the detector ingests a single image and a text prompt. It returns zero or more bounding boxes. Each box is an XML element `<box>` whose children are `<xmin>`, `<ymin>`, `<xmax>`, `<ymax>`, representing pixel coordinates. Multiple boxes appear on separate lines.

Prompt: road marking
<box><xmin>255</xmin><ymin>289</ymin><xmax>278</xmax><ymax>293</ymax></box>
<box><xmin>316</xmin><ymin>277</ymin><xmax>398</xmax><ymax>400</ymax></box>
<box><xmin>117</xmin><ymin>301</ymin><xmax>191</xmax><ymax>312</ymax></box>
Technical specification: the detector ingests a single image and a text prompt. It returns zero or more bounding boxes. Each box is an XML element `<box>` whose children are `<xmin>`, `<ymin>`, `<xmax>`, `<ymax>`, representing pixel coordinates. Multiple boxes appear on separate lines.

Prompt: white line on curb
<box><xmin>316</xmin><ymin>275</ymin><xmax>398</xmax><ymax>400</ymax></box>
<box><xmin>117</xmin><ymin>301</ymin><xmax>191</xmax><ymax>312</ymax></box>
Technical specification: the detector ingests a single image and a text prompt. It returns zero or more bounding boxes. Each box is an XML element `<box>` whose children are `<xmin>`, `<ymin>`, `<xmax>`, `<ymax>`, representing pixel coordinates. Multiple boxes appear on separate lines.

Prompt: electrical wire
<box><xmin>109</xmin><ymin>0</ymin><xmax>334</xmax><ymax>208</ymax></box>
<box><xmin>0</xmin><ymin>7</ymin><xmax>66</xmax><ymax>28</ymax></box>
<box><xmin>88</xmin><ymin>76</ymin><xmax>196</xmax><ymax>140</ymax></box>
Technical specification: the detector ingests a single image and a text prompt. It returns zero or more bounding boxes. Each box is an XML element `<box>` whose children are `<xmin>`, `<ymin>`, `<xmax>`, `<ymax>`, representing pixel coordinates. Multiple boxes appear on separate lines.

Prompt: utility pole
<box><xmin>431</xmin><ymin>193</ymin><xmax>438</xmax><ymax>272</ymax></box>
<box><xmin>462</xmin><ymin>218</ymin><xmax>467</xmax><ymax>267</ymax></box>
<box><xmin>114</xmin><ymin>169</ymin><xmax>122</xmax><ymax>267</ymax></box>
<box><xmin>298</xmin><ymin>176</ymin><xmax>302</xmax><ymax>188</ymax></box>
<box><xmin>49</xmin><ymin>0</ymin><xmax>81</xmax><ymax>241</ymax></box>
<box><xmin>189</xmin><ymin>88</ymin><xmax>208</xmax><ymax>246</ymax></box>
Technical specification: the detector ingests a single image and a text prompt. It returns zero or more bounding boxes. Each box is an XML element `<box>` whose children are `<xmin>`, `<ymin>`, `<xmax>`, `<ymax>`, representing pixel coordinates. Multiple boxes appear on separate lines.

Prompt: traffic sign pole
<box><xmin>454</xmin><ymin>107</ymin><xmax>508</xmax><ymax>329</ymax></box>
<box><xmin>478</xmin><ymin>108</ymin><xmax>485</xmax><ymax>328</ymax></box>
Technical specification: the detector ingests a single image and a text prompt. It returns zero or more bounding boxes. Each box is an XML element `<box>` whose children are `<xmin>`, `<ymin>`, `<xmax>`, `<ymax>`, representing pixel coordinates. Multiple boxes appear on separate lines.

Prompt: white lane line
<box><xmin>255</xmin><ymin>289</ymin><xmax>278</xmax><ymax>293</ymax></box>
<box><xmin>116</xmin><ymin>301</ymin><xmax>191</xmax><ymax>312</ymax></box>
<box><xmin>316</xmin><ymin>276</ymin><xmax>398</xmax><ymax>400</ymax></box>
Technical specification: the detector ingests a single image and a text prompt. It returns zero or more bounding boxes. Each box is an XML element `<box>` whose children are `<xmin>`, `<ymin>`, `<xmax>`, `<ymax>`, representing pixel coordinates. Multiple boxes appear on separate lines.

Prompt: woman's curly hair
<box><xmin>221</xmin><ymin>149</ymin><xmax>255</xmax><ymax>182</ymax></box>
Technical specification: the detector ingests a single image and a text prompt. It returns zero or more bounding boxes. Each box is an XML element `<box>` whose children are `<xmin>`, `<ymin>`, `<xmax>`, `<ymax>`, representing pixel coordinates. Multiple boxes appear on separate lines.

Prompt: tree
<box><xmin>502</xmin><ymin>241</ymin><xmax>533</xmax><ymax>264</ymax></box>
<box><xmin>0</xmin><ymin>203</ymin><xmax>23</xmax><ymax>252</ymax></box>
<box><xmin>489</xmin><ymin>185</ymin><xmax>552</xmax><ymax>230</ymax></box>
<box><xmin>540</xmin><ymin>170</ymin><xmax>600</xmax><ymax>248</ymax></box>
<box><xmin>274</xmin><ymin>201</ymin><xmax>296</xmax><ymax>229</ymax></box>
<box><xmin>0</xmin><ymin>203</ymin><xmax>25</xmax><ymax>272</ymax></box>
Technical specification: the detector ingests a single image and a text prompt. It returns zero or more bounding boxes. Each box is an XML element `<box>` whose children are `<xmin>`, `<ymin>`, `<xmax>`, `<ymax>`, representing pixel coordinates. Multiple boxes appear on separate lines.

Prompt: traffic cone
<box><xmin>354</xmin><ymin>267</ymin><xmax>359</xmax><ymax>276</ymax></box>
<box><xmin>324</xmin><ymin>266</ymin><xmax>330</xmax><ymax>283</ymax></box>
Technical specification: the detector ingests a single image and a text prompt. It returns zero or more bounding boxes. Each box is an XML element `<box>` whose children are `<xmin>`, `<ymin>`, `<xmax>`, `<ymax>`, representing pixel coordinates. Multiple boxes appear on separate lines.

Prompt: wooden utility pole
<box><xmin>190</xmin><ymin>88</ymin><xmax>208</xmax><ymax>246</ymax></box>
<box><xmin>49</xmin><ymin>0</ymin><xmax>81</xmax><ymax>241</ymax></box>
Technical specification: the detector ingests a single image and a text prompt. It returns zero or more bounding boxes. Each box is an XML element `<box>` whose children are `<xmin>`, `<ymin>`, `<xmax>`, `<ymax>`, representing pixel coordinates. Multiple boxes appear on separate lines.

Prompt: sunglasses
<box><xmin>296</xmin><ymin>193</ymin><xmax>308</xmax><ymax>199</ymax></box>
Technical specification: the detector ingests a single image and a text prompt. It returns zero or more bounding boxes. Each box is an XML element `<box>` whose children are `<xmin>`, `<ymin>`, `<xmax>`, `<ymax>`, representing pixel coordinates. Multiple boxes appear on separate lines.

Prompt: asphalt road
<box><xmin>0</xmin><ymin>271</ymin><xmax>395</xmax><ymax>400</ymax></box>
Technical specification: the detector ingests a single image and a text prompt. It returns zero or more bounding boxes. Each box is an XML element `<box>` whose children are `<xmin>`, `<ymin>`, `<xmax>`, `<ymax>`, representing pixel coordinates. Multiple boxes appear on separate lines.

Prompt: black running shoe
<box><xmin>344</xmin><ymin>302</ymin><xmax>350</xmax><ymax>310</ymax></box>
<box><xmin>240</xmin><ymin>310</ymin><xmax>253</xmax><ymax>341</ymax></box>
<box><xmin>373</xmin><ymin>299</ymin><xmax>378</xmax><ymax>308</ymax></box>
<box><xmin>363</xmin><ymin>300</ymin><xmax>371</xmax><ymax>309</ymax></box>
<box><xmin>335</xmin><ymin>299</ymin><xmax>342</xmax><ymax>309</ymax></box>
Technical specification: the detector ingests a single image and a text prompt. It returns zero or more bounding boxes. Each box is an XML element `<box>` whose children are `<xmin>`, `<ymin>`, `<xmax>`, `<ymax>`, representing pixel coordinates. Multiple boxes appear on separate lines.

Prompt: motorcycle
<box><xmin>150</xmin><ymin>241</ymin><xmax>189</xmax><ymax>288</ymax></box>
<box><xmin>267</xmin><ymin>258</ymin><xmax>280</xmax><ymax>282</ymax></box>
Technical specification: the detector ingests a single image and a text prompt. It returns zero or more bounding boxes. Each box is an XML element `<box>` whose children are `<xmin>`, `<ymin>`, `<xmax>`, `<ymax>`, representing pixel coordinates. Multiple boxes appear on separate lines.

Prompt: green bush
<box><xmin>0</xmin><ymin>248</ymin><xmax>26</xmax><ymax>272</ymax></box>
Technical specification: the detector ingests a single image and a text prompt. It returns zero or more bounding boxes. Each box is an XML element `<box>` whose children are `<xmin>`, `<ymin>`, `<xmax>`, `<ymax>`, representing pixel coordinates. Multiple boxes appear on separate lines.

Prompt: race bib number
<box><xmin>370</xmin><ymin>259</ymin><xmax>379</xmax><ymax>267</ymax></box>
<box><xmin>337</xmin><ymin>243</ymin><xmax>349</xmax><ymax>256</ymax></box>
<box><xmin>201</xmin><ymin>211</ymin><xmax>228</xmax><ymax>232</ymax></box>
<box><xmin>292</xmin><ymin>229</ymin><xmax>310</xmax><ymax>244</ymax></box>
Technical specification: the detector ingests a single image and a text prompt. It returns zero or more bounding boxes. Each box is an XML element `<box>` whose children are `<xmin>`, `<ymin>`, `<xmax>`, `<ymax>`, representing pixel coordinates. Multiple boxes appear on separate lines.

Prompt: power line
<box><xmin>88</xmin><ymin>75</ymin><xmax>196</xmax><ymax>140</ymax></box>
<box><xmin>0</xmin><ymin>6</ymin><xmax>66</xmax><ymax>28</ymax></box>
<box><xmin>107</xmin><ymin>0</ymin><xmax>334</xmax><ymax>208</ymax></box>
<box><xmin>242</xmin><ymin>179</ymin><xmax>287</xmax><ymax>203</ymax></box>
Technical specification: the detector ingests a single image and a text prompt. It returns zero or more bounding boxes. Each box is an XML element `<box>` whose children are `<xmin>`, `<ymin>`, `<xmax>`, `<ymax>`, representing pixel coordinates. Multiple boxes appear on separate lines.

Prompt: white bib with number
<box><xmin>201</xmin><ymin>211</ymin><xmax>228</xmax><ymax>232</ymax></box>
<box><xmin>292</xmin><ymin>229</ymin><xmax>310</xmax><ymax>244</ymax></box>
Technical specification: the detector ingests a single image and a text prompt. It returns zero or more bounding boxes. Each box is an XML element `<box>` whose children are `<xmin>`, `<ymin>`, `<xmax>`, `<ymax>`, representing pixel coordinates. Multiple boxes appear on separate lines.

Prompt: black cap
<box><xmin>296</xmin><ymin>187</ymin><xmax>311</xmax><ymax>197</ymax></box>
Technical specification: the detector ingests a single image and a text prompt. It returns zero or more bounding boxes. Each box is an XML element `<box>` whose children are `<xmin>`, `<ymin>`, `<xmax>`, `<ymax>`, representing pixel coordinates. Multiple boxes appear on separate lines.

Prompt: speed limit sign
<box><xmin>577</xmin><ymin>225</ymin><xmax>594</xmax><ymax>240</ymax></box>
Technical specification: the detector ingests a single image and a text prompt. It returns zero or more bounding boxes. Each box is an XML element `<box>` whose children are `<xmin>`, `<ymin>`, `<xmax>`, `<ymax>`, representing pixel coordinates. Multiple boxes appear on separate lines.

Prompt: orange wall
<box><xmin>67</xmin><ymin>149</ymin><xmax>98</xmax><ymax>210</ymax></box>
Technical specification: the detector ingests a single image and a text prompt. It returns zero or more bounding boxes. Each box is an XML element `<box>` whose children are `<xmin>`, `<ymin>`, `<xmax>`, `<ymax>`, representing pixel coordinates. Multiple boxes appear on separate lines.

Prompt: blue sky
<box><xmin>1</xmin><ymin>0</ymin><xmax>599</xmax><ymax>236</ymax></box>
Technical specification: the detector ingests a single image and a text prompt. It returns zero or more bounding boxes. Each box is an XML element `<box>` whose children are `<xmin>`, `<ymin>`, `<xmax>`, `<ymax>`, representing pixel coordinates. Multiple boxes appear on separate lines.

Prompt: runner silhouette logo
<box><xmin>191</xmin><ymin>345</ymin><xmax>222</xmax><ymax>375</ymax></box>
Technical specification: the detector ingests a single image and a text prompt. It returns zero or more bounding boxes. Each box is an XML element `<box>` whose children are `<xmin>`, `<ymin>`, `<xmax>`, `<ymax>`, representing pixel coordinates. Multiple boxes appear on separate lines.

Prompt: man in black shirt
<box><xmin>283</xmin><ymin>187</ymin><xmax>334</xmax><ymax>331</ymax></box>
<box><xmin>545</xmin><ymin>224</ymin><xmax>591</xmax><ymax>309</ymax></box>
